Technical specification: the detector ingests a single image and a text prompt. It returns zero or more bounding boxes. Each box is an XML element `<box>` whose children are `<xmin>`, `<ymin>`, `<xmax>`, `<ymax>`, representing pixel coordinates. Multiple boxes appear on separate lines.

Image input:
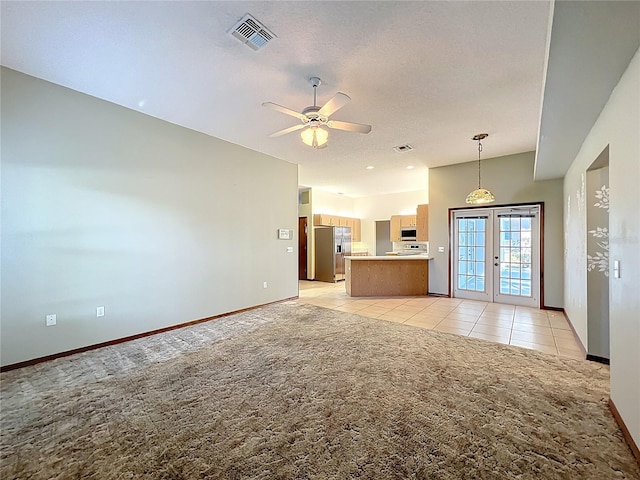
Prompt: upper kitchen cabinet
<box><xmin>352</xmin><ymin>219</ymin><xmax>361</xmax><ymax>243</ymax></box>
<box><xmin>314</xmin><ymin>214</ymin><xmax>336</xmax><ymax>226</ymax></box>
<box><xmin>390</xmin><ymin>207</ymin><xmax>426</xmax><ymax>242</ymax></box>
<box><xmin>314</xmin><ymin>214</ymin><xmax>362</xmax><ymax>242</ymax></box>
<box><xmin>390</xmin><ymin>214</ymin><xmax>416</xmax><ymax>241</ymax></box>
<box><xmin>390</xmin><ymin>215</ymin><xmax>402</xmax><ymax>242</ymax></box>
<box><xmin>416</xmin><ymin>204</ymin><xmax>429</xmax><ymax>241</ymax></box>
<box><xmin>401</xmin><ymin>215</ymin><xmax>417</xmax><ymax>227</ymax></box>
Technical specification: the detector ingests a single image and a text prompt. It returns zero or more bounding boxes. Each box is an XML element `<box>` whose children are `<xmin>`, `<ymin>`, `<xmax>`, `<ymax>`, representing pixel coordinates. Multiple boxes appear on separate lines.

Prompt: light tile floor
<box><xmin>298</xmin><ymin>280</ymin><xmax>585</xmax><ymax>360</ymax></box>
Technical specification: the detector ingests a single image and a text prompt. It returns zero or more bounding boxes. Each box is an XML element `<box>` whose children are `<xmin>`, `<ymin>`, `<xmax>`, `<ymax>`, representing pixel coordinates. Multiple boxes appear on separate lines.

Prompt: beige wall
<box><xmin>312</xmin><ymin>190</ymin><xmax>356</xmax><ymax>218</ymax></box>
<box><xmin>586</xmin><ymin>166</ymin><xmax>610</xmax><ymax>359</ymax></box>
<box><xmin>354</xmin><ymin>190</ymin><xmax>428</xmax><ymax>254</ymax></box>
<box><xmin>564</xmin><ymin>47</ymin><xmax>640</xmax><ymax>446</ymax></box>
<box><xmin>428</xmin><ymin>151</ymin><xmax>564</xmax><ymax>307</ymax></box>
<box><xmin>306</xmin><ymin>189</ymin><xmax>428</xmax><ymax>275</ymax></box>
<box><xmin>0</xmin><ymin>68</ymin><xmax>299</xmax><ymax>366</ymax></box>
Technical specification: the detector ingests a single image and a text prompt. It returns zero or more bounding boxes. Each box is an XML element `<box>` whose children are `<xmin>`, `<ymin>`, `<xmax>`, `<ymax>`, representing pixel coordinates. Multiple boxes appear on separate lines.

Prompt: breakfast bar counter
<box><xmin>344</xmin><ymin>256</ymin><xmax>433</xmax><ymax>297</ymax></box>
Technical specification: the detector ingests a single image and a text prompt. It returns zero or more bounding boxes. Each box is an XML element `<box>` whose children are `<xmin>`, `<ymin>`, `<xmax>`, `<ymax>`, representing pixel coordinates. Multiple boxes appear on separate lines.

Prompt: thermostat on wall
<box><xmin>278</xmin><ymin>229</ymin><xmax>292</xmax><ymax>240</ymax></box>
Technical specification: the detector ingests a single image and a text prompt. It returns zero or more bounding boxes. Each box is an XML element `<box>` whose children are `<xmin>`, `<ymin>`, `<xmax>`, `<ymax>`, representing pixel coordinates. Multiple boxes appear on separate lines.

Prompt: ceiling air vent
<box><xmin>393</xmin><ymin>144</ymin><xmax>414</xmax><ymax>153</ymax></box>
<box><xmin>229</xmin><ymin>14</ymin><xmax>276</xmax><ymax>51</ymax></box>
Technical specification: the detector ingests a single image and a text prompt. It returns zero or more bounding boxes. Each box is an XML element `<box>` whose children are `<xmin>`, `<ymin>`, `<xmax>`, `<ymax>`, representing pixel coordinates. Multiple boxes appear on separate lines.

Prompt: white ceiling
<box><xmin>1</xmin><ymin>1</ymin><xmax>553</xmax><ymax>198</ymax></box>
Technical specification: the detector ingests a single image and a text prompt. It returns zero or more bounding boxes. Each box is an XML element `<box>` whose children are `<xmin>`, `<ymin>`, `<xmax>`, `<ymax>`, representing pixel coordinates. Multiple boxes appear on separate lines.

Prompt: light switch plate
<box><xmin>438</xmin><ymin>246</ymin><xmax>445</xmax><ymax>253</ymax></box>
<box><xmin>286</xmin><ymin>246</ymin><xmax>294</xmax><ymax>253</ymax></box>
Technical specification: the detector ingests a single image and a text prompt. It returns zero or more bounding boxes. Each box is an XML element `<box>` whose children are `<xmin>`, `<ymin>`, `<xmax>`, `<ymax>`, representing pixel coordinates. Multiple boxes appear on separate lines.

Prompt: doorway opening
<box><xmin>298</xmin><ymin>217</ymin><xmax>308</xmax><ymax>280</ymax></box>
<box><xmin>450</xmin><ymin>204</ymin><xmax>542</xmax><ymax>308</ymax></box>
<box><xmin>375</xmin><ymin>220</ymin><xmax>392</xmax><ymax>256</ymax></box>
<box><xmin>586</xmin><ymin>146</ymin><xmax>610</xmax><ymax>361</ymax></box>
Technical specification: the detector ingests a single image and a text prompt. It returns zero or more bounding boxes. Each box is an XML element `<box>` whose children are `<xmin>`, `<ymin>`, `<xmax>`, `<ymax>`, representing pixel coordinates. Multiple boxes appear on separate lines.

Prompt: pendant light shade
<box><xmin>301</xmin><ymin>126</ymin><xmax>328</xmax><ymax>148</ymax></box>
<box><xmin>465</xmin><ymin>188</ymin><xmax>496</xmax><ymax>204</ymax></box>
<box><xmin>466</xmin><ymin>133</ymin><xmax>495</xmax><ymax>205</ymax></box>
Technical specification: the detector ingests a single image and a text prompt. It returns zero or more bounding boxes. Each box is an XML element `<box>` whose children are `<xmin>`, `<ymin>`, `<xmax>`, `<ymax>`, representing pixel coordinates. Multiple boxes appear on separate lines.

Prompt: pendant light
<box><xmin>465</xmin><ymin>133</ymin><xmax>495</xmax><ymax>204</ymax></box>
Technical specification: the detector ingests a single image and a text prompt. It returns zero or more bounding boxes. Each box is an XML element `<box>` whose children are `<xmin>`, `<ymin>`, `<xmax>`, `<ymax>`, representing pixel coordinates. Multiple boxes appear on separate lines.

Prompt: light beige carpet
<box><xmin>1</xmin><ymin>302</ymin><xmax>638</xmax><ymax>479</ymax></box>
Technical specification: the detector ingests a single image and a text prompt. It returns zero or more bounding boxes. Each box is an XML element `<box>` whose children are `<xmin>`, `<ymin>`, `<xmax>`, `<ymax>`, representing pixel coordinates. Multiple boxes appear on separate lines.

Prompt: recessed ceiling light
<box><xmin>366</xmin><ymin>166</ymin><xmax>374</xmax><ymax>170</ymax></box>
<box><xmin>406</xmin><ymin>165</ymin><xmax>415</xmax><ymax>170</ymax></box>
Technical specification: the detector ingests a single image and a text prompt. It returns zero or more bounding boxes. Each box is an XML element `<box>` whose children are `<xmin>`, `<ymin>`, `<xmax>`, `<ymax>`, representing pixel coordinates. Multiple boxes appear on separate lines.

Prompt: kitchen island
<box><xmin>345</xmin><ymin>256</ymin><xmax>433</xmax><ymax>297</ymax></box>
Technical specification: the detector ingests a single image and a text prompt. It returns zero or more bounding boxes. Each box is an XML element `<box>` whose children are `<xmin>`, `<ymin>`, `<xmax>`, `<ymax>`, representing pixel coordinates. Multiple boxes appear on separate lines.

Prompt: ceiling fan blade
<box><xmin>327</xmin><ymin>120</ymin><xmax>372</xmax><ymax>134</ymax></box>
<box><xmin>268</xmin><ymin>123</ymin><xmax>306</xmax><ymax>138</ymax></box>
<box><xmin>262</xmin><ymin>102</ymin><xmax>306</xmax><ymax>121</ymax></box>
<box><xmin>318</xmin><ymin>92</ymin><xmax>351</xmax><ymax>117</ymax></box>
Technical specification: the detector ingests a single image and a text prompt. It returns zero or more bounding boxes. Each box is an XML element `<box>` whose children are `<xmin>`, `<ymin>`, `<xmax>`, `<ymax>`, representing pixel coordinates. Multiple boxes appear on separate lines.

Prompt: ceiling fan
<box><xmin>262</xmin><ymin>77</ymin><xmax>372</xmax><ymax>149</ymax></box>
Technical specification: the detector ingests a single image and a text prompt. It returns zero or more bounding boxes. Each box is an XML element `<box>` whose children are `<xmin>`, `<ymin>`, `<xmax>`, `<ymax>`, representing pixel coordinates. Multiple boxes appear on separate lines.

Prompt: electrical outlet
<box><xmin>286</xmin><ymin>246</ymin><xmax>294</xmax><ymax>253</ymax></box>
<box><xmin>96</xmin><ymin>306</ymin><xmax>105</xmax><ymax>317</ymax></box>
<box><xmin>263</xmin><ymin>281</ymin><xmax>268</xmax><ymax>289</ymax></box>
<box><xmin>46</xmin><ymin>314</ymin><xmax>57</xmax><ymax>326</ymax></box>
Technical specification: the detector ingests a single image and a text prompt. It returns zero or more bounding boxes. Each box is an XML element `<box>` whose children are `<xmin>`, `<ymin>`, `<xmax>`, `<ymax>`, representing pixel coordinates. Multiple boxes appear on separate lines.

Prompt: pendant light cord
<box><xmin>477</xmin><ymin>139</ymin><xmax>483</xmax><ymax>189</ymax></box>
<box><xmin>466</xmin><ymin>133</ymin><xmax>494</xmax><ymax>204</ymax></box>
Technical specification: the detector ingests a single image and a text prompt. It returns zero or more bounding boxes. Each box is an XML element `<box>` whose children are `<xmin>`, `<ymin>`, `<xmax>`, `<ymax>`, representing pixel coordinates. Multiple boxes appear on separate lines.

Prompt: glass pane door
<box><xmin>493</xmin><ymin>208</ymin><xmax>539</xmax><ymax>307</ymax></box>
<box><xmin>452</xmin><ymin>213</ymin><xmax>491</xmax><ymax>301</ymax></box>
<box><xmin>452</xmin><ymin>206</ymin><xmax>540</xmax><ymax>307</ymax></box>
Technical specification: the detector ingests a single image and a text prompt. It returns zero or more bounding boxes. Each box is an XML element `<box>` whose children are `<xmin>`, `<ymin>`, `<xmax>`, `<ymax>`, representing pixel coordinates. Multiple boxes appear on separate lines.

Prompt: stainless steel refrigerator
<box><xmin>315</xmin><ymin>226</ymin><xmax>352</xmax><ymax>282</ymax></box>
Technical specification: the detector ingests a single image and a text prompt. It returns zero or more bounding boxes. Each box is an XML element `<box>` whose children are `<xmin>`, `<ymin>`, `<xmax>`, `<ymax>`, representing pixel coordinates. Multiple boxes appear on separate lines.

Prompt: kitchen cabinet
<box><xmin>352</xmin><ymin>219</ymin><xmax>361</xmax><ymax>242</ymax></box>
<box><xmin>390</xmin><ymin>214</ymin><xmax>416</xmax><ymax>241</ymax></box>
<box><xmin>314</xmin><ymin>214</ymin><xmax>336</xmax><ymax>226</ymax></box>
<box><xmin>314</xmin><ymin>214</ymin><xmax>362</xmax><ymax>242</ymax></box>
<box><xmin>390</xmin><ymin>215</ymin><xmax>402</xmax><ymax>242</ymax></box>
<box><xmin>345</xmin><ymin>256</ymin><xmax>430</xmax><ymax>296</ymax></box>
<box><xmin>401</xmin><ymin>215</ymin><xmax>417</xmax><ymax>227</ymax></box>
<box><xmin>417</xmin><ymin>204</ymin><xmax>429</xmax><ymax>241</ymax></box>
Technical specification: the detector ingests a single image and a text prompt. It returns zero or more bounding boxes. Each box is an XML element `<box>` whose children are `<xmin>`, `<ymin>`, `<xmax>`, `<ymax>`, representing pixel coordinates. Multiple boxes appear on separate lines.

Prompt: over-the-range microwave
<box><xmin>400</xmin><ymin>227</ymin><xmax>417</xmax><ymax>241</ymax></box>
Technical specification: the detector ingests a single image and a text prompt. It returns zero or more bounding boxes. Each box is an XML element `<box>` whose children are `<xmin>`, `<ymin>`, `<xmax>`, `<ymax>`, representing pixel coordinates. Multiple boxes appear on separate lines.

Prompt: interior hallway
<box><xmin>298</xmin><ymin>281</ymin><xmax>584</xmax><ymax>360</ymax></box>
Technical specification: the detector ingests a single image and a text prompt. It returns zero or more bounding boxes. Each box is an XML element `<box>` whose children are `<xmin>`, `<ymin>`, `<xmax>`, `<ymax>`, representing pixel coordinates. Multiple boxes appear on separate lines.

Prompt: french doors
<box><xmin>452</xmin><ymin>206</ymin><xmax>540</xmax><ymax>307</ymax></box>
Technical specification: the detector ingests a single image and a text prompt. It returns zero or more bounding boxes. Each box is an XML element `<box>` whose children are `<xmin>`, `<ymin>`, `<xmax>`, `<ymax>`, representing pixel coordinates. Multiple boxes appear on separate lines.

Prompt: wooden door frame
<box><xmin>447</xmin><ymin>201</ymin><xmax>546</xmax><ymax>308</ymax></box>
<box><xmin>298</xmin><ymin>217</ymin><xmax>308</xmax><ymax>280</ymax></box>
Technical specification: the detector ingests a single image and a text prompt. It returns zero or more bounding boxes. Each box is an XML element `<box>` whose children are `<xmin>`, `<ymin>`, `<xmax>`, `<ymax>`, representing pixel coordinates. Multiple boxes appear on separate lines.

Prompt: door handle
<box><xmin>494</xmin><ymin>263</ymin><xmax>499</xmax><ymax>266</ymax></box>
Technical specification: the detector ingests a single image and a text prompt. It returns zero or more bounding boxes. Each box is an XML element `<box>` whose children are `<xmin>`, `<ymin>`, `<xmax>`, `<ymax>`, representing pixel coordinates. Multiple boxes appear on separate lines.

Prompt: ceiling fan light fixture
<box><xmin>301</xmin><ymin>126</ymin><xmax>328</xmax><ymax>148</ymax></box>
<box><xmin>263</xmin><ymin>76</ymin><xmax>371</xmax><ymax>147</ymax></box>
<box><xmin>466</xmin><ymin>133</ymin><xmax>495</xmax><ymax>205</ymax></box>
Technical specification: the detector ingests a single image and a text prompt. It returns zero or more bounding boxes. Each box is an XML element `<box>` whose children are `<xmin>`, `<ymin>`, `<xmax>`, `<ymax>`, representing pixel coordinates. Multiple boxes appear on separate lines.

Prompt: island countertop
<box><xmin>345</xmin><ymin>257</ymin><xmax>430</xmax><ymax>296</ymax></box>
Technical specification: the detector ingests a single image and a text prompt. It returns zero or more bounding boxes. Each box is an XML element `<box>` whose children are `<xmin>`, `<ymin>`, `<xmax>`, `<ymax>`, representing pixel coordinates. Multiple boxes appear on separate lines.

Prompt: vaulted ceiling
<box><xmin>2</xmin><ymin>1</ymin><xmax>635</xmax><ymax>198</ymax></box>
